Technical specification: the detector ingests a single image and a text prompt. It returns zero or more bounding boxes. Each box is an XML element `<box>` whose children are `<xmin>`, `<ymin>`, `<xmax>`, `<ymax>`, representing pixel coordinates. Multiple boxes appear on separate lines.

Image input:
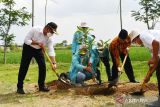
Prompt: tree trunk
<box><xmin>144</xmin><ymin>1</ymin><xmax>150</xmax><ymax>29</ymax></box>
<box><xmin>146</xmin><ymin>21</ymin><xmax>150</xmax><ymax>29</ymax></box>
<box><xmin>3</xmin><ymin>44</ymin><xmax>7</xmax><ymax>64</ymax></box>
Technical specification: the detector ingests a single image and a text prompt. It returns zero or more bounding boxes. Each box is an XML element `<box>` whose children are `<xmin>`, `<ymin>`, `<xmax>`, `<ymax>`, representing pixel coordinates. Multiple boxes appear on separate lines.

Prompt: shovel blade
<box><xmin>130</xmin><ymin>89</ymin><xmax>146</xmax><ymax>95</ymax></box>
<box><xmin>59</xmin><ymin>73</ymin><xmax>72</xmax><ymax>86</ymax></box>
<box><xmin>59</xmin><ymin>78</ymin><xmax>72</xmax><ymax>86</ymax></box>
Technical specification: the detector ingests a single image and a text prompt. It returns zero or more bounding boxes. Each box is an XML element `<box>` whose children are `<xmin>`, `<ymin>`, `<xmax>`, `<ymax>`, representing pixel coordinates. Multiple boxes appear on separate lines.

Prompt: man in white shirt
<box><xmin>17</xmin><ymin>22</ymin><xmax>58</xmax><ymax>94</ymax></box>
<box><xmin>129</xmin><ymin>30</ymin><xmax>160</xmax><ymax>106</ymax></box>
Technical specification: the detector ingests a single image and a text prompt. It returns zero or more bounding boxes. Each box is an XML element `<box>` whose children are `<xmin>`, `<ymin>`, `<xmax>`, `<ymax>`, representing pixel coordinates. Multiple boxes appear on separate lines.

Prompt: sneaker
<box><xmin>39</xmin><ymin>86</ymin><xmax>49</xmax><ymax>92</ymax></box>
<box><xmin>17</xmin><ymin>88</ymin><xmax>25</xmax><ymax>94</ymax></box>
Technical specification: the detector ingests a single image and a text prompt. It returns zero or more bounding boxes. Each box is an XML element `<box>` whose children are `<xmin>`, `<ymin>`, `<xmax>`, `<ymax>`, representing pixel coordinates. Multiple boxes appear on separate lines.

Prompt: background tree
<box><xmin>0</xmin><ymin>0</ymin><xmax>31</xmax><ymax>64</ymax></box>
<box><xmin>62</xmin><ymin>40</ymin><xmax>68</xmax><ymax>46</ymax></box>
<box><xmin>131</xmin><ymin>0</ymin><xmax>160</xmax><ymax>29</ymax></box>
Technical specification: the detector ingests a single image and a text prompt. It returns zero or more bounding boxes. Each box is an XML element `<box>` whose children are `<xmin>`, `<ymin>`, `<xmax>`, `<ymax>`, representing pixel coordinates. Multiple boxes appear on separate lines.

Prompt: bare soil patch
<box><xmin>48</xmin><ymin>80</ymin><xmax>158</xmax><ymax>96</ymax></box>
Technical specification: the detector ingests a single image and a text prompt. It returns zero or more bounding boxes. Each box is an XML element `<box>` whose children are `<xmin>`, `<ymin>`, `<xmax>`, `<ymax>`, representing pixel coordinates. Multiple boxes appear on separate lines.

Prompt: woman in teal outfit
<box><xmin>69</xmin><ymin>45</ymin><xmax>93</xmax><ymax>86</ymax></box>
<box><xmin>72</xmin><ymin>22</ymin><xmax>94</xmax><ymax>55</ymax></box>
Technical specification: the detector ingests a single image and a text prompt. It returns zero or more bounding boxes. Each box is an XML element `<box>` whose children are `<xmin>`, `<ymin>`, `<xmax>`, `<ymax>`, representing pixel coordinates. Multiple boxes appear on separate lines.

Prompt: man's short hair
<box><xmin>118</xmin><ymin>29</ymin><xmax>128</xmax><ymax>40</ymax></box>
<box><xmin>46</xmin><ymin>22</ymin><xmax>57</xmax><ymax>30</ymax></box>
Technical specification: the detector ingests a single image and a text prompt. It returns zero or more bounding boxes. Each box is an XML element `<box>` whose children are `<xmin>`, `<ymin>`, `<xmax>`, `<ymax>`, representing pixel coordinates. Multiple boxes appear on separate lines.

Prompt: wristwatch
<box><xmin>52</xmin><ymin>62</ymin><xmax>56</xmax><ymax>64</ymax></box>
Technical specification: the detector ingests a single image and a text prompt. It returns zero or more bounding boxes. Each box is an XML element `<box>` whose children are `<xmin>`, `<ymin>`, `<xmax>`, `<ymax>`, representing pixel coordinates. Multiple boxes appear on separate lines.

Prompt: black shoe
<box><xmin>39</xmin><ymin>86</ymin><xmax>49</xmax><ymax>92</ymax></box>
<box><xmin>17</xmin><ymin>88</ymin><xmax>25</xmax><ymax>94</ymax></box>
<box><xmin>130</xmin><ymin>80</ymin><xmax>139</xmax><ymax>83</ymax></box>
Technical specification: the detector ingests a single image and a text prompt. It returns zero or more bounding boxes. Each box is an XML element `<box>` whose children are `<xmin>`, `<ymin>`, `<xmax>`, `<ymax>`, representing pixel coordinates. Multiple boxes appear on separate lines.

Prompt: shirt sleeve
<box><xmin>73</xmin><ymin>55</ymin><xmax>84</xmax><ymax>71</ymax></box>
<box><xmin>47</xmin><ymin>37</ymin><xmax>56</xmax><ymax>56</ymax></box>
<box><xmin>109</xmin><ymin>37</ymin><xmax>121</xmax><ymax>67</ymax></box>
<box><xmin>24</xmin><ymin>27</ymin><xmax>35</xmax><ymax>45</ymax></box>
<box><xmin>72</xmin><ymin>32</ymin><xmax>78</xmax><ymax>54</ymax></box>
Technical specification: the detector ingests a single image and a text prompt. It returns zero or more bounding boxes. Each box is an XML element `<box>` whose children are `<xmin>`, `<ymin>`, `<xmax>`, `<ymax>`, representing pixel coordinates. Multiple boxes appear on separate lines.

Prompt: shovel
<box><xmin>42</xmin><ymin>48</ymin><xmax>72</xmax><ymax>86</ymax></box>
<box><xmin>118</xmin><ymin>53</ymin><xmax>128</xmax><ymax>75</ymax></box>
<box><xmin>130</xmin><ymin>64</ymin><xmax>157</xmax><ymax>95</ymax></box>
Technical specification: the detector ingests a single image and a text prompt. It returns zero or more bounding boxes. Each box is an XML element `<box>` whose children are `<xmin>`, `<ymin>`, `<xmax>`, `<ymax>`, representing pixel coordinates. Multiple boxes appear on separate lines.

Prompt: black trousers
<box><xmin>156</xmin><ymin>59</ymin><xmax>160</xmax><ymax>96</ymax></box>
<box><xmin>96</xmin><ymin>68</ymin><xmax>101</xmax><ymax>81</ymax></box>
<box><xmin>100</xmin><ymin>56</ymin><xmax>112</xmax><ymax>81</ymax></box>
<box><xmin>17</xmin><ymin>44</ymin><xmax>46</xmax><ymax>89</ymax></box>
<box><xmin>110</xmin><ymin>52</ymin><xmax>136</xmax><ymax>82</ymax></box>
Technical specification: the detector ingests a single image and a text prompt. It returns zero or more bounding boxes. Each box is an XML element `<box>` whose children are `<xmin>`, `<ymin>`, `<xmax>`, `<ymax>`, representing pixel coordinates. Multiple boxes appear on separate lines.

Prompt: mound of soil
<box><xmin>48</xmin><ymin>80</ymin><xmax>158</xmax><ymax>96</ymax></box>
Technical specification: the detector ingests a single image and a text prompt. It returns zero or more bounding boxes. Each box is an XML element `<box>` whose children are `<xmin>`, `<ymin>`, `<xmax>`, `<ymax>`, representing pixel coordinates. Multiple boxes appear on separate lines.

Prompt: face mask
<box><xmin>47</xmin><ymin>32</ymin><xmax>53</xmax><ymax>38</ymax></box>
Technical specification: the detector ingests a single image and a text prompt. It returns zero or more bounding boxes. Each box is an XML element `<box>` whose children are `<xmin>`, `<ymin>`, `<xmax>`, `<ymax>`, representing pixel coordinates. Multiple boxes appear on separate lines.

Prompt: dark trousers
<box><xmin>110</xmin><ymin>52</ymin><xmax>136</xmax><ymax>82</ymax></box>
<box><xmin>156</xmin><ymin>59</ymin><xmax>160</xmax><ymax>96</ymax></box>
<box><xmin>100</xmin><ymin>57</ymin><xmax>112</xmax><ymax>81</ymax></box>
<box><xmin>96</xmin><ymin>68</ymin><xmax>101</xmax><ymax>81</ymax></box>
<box><xmin>17</xmin><ymin>44</ymin><xmax>46</xmax><ymax>89</ymax></box>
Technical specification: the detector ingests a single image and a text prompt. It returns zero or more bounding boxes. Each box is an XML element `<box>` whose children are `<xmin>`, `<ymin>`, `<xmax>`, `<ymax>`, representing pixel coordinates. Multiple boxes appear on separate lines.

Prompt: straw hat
<box><xmin>129</xmin><ymin>30</ymin><xmax>140</xmax><ymax>41</ymax></box>
<box><xmin>79</xmin><ymin>22</ymin><xmax>88</xmax><ymax>28</ymax></box>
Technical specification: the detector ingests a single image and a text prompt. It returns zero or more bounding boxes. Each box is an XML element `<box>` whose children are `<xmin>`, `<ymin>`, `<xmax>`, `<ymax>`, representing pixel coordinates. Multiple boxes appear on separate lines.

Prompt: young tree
<box><xmin>131</xmin><ymin>0</ymin><xmax>160</xmax><ymax>29</ymax></box>
<box><xmin>0</xmin><ymin>0</ymin><xmax>31</xmax><ymax>64</ymax></box>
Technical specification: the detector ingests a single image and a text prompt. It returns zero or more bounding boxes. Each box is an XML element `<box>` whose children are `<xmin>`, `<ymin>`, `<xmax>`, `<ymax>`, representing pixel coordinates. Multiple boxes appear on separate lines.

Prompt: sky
<box><xmin>3</xmin><ymin>0</ymin><xmax>160</xmax><ymax>45</ymax></box>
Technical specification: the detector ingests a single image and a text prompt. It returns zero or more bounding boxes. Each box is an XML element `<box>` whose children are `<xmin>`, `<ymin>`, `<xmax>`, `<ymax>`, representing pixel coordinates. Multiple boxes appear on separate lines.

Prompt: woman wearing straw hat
<box><xmin>72</xmin><ymin>22</ymin><xmax>94</xmax><ymax>55</ymax></box>
<box><xmin>69</xmin><ymin>44</ymin><xmax>96</xmax><ymax>86</ymax></box>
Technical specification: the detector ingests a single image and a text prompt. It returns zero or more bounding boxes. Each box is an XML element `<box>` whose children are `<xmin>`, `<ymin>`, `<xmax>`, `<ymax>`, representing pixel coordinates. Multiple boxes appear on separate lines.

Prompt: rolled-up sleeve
<box><xmin>47</xmin><ymin>37</ymin><xmax>56</xmax><ymax>56</ymax></box>
<box><xmin>24</xmin><ymin>28</ymin><xmax>34</xmax><ymax>45</ymax></box>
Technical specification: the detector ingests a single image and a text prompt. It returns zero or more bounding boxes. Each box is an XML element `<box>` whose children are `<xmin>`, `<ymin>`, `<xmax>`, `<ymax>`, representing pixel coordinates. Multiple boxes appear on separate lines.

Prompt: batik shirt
<box><xmin>109</xmin><ymin>36</ymin><xmax>131</xmax><ymax>67</ymax></box>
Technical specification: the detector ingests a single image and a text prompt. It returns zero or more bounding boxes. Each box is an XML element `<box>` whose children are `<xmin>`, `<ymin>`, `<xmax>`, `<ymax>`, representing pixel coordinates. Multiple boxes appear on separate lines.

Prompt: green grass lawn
<box><xmin>0</xmin><ymin>46</ymin><xmax>151</xmax><ymax>64</ymax></box>
<box><xmin>0</xmin><ymin>46</ymin><xmax>156</xmax><ymax>84</ymax></box>
<box><xmin>0</xmin><ymin>61</ymin><xmax>157</xmax><ymax>85</ymax></box>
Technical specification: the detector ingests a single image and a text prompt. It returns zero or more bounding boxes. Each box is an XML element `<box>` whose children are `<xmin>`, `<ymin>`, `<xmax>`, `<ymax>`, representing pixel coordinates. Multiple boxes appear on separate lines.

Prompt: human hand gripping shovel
<box><xmin>130</xmin><ymin>64</ymin><xmax>157</xmax><ymax>95</ymax></box>
<box><xmin>42</xmin><ymin>47</ymin><xmax>71</xmax><ymax>86</ymax></box>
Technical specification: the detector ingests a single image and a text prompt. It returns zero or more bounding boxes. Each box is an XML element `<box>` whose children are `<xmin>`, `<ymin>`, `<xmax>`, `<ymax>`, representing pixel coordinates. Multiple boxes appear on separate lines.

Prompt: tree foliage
<box><xmin>131</xmin><ymin>0</ymin><xmax>160</xmax><ymax>29</ymax></box>
<box><xmin>0</xmin><ymin>0</ymin><xmax>31</xmax><ymax>64</ymax></box>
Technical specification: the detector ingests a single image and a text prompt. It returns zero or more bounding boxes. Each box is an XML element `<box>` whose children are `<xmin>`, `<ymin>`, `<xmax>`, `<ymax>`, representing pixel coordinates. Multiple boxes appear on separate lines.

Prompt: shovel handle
<box><xmin>90</xmin><ymin>67</ymin><xmax>97</xmax><ymax>84</ymax></box>
<box><xmin>120</xmin><ymin>53</ymin><xmax>128</xmax><ymax>73</ymax></box>
<box><xmin>141</xmin><ymin>82</ymin><xmax>146</xmax><ymax>91</ymax></box>
<box><xmin>42</xmin><ymin>48</ymin><xmax>60</xmax><ymax>78</ymax></box>
<box><xmin>141</xmin><ymin>64</ymin><xmax>157</xmax><ymax>90</ymax></box>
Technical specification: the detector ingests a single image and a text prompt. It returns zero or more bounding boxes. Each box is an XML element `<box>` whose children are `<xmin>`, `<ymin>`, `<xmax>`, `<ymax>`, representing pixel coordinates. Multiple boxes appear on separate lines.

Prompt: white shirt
<box><xmin>24</xmin><ymin>26</ymin><xmax>56</xmax><ymax>56</ymax></box>
<box><xmin>140</xmin><ymin>30</ymin><xmax>160</xmax><ymax>56</ymax></box>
